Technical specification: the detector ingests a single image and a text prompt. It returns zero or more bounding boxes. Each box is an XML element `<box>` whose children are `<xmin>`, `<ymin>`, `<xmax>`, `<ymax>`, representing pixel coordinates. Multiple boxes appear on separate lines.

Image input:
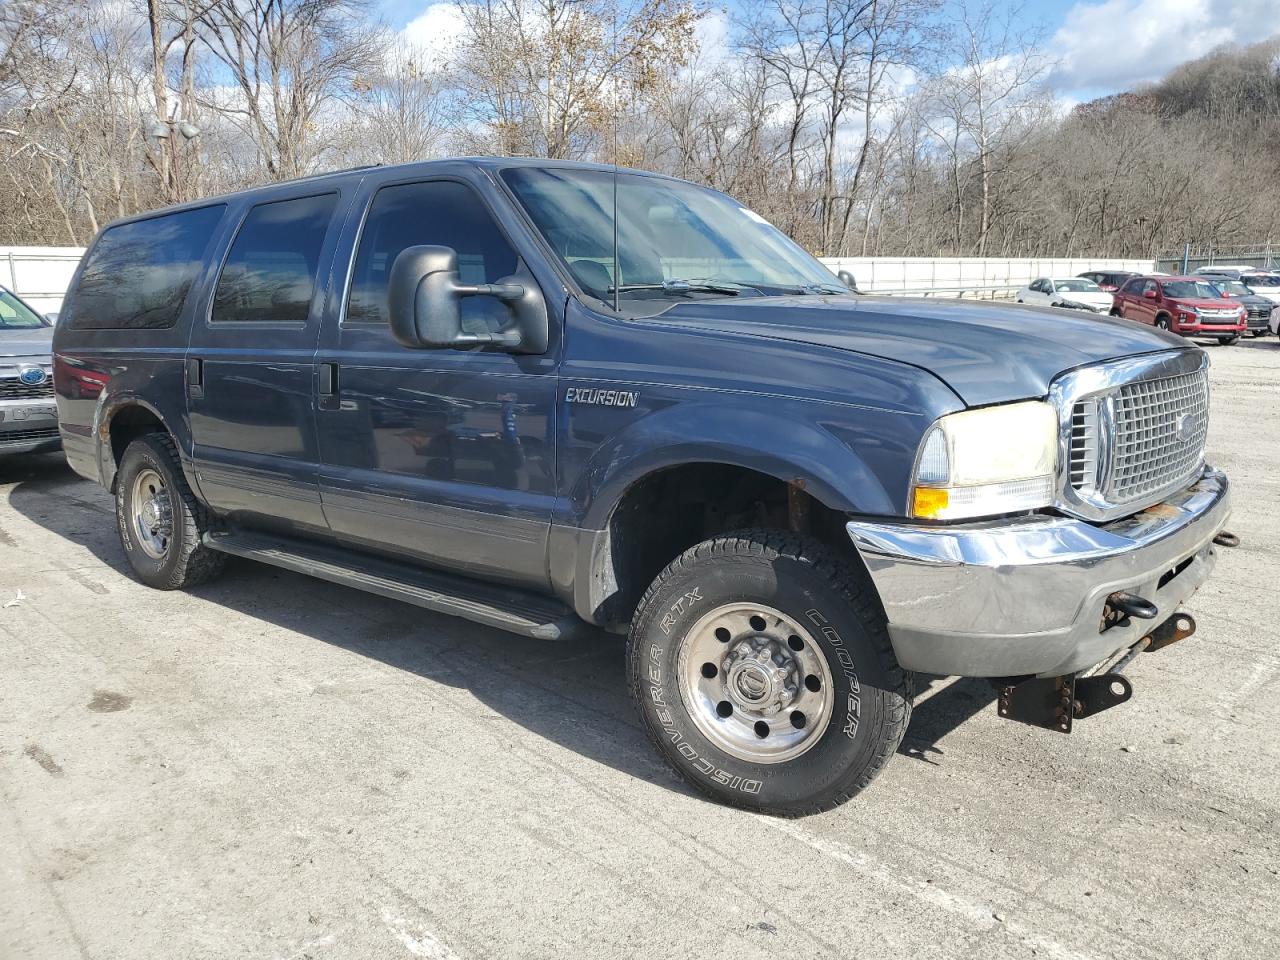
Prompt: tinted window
<box><xmin>346</xmin><ymin>180</ymin><xmax>518</xmax><ymax>329</ymax></box>
<box><xmin>69</xmin><ymin>205</ymin><xmax>225</xmax><ymax>330</ymax></box>
<box><xmin>212</xmin><ymin>193</ymin><xmax>338</xmax><ymax>324</ymax></box>
<box><xmin>1119</xmin><ymin>278</ymin><xmax>1144</xmax><ymax>294</ymax></box>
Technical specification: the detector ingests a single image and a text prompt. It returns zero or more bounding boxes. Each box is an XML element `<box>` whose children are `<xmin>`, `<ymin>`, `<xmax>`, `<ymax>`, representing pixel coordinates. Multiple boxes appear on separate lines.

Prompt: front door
<box><xmin>314</xmin><ymin>175</ymin><xmax>559</xmax><ymax>589</ymax></box>
<box><xmin>187</xmin><ymin>190</ymin><xmax>348</xmax><ymax>535</ymax></box>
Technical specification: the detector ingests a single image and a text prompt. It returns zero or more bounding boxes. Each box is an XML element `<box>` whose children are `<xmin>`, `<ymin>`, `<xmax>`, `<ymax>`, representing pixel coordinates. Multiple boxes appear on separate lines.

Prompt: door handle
<box><xmin>318</xmin><ymin>362</ymin><xmax>337</xmax><ymax>397</ymax></box>
<box><xmin>186</xmin><ymin>358</ymin><xmax>204</xmax><ymax>399</ymax></box>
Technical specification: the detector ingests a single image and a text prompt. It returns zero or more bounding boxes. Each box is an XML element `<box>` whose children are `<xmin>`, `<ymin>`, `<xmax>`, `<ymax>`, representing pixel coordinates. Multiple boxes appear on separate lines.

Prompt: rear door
<box><xmin>313</xmin><ymin>172</ymin><xmax>559</xmax><ymax>588</ymax></box>
<box><xmin>187</xmin><ymin>189</ymin><xmax>349</xmax><ymax>535</ymax></box>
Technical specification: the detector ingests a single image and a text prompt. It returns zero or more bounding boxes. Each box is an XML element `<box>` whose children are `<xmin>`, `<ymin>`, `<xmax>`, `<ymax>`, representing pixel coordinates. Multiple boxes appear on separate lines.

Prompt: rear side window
<box><xmin>69</xmin><ymin>204</ymin><xmax>225</xmax><ymax>330</ymax></box>
<box><xmin>211</xmin><ymin>193</ymin><xmax>338</xmax><ymax>324</ymax></box>
<box><xmin>345</xmin><ymin>180</ymin><xmax>518</xmax><ymax>327</ymax></box>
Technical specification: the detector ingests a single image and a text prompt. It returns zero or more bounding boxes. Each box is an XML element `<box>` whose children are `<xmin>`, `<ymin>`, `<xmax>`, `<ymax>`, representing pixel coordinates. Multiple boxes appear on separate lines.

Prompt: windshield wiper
<box><xmin>613</xmin><ymin>278</ymin><xmax>755</xmax><ymax>296</ymax></box>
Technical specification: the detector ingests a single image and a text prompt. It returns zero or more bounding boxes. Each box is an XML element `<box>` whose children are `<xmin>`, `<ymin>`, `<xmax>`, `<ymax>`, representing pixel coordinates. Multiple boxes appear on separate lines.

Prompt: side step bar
<box><xmin>203</xmin><ymin>530</ymin><xmax>581</xmax><ymax>641</ymax></box>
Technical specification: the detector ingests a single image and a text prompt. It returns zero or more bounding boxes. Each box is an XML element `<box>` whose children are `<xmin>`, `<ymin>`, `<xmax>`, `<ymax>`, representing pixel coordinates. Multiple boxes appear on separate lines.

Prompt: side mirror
<box><xmin>837</xmin><ymin>270</ymin><xmax>860</xmax><ymax>292</ymax></box>
<box><xmin>388</xmin><ymin>245</ymin><xmax>548</xmax><ymax>354</ymax></box>
<box><xmin>1143</xmin><ymin>289</ymin><xmax>1159</xmax><ymax>300</ymax></box>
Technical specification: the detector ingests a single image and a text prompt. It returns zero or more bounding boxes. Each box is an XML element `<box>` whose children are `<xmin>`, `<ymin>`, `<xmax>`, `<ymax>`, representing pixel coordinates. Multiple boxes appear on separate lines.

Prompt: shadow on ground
<box><xmin>7</xmin><ymin>454</ymin><xmax>990</xmax><ymax>800</ymax></box>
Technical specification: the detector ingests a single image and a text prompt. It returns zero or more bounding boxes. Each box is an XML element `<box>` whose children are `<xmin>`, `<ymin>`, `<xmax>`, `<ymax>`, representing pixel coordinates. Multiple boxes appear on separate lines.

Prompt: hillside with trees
<box><xmin>2</xmin><ymin>0</ymin><xmax>1278</xmax><ymax>258</ymax></box>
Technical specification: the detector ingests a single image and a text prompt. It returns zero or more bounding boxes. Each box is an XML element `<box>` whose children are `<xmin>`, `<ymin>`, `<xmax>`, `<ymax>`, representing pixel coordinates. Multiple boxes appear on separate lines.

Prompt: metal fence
<box><xmin>1155</xmin><ymin>245</ymin><xmax>1279</xmax><ymax>275</ymax></box>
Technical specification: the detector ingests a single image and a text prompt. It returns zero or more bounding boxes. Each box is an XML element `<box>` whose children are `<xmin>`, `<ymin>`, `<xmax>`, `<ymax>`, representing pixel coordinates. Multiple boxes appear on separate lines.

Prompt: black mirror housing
<box><xmin>388</xmin><ymin>245</ymin><xmax>549</xmax><ymax>354</ymax></box>
<box><xmin>837</xmin><ymin>269</ymin><xmax>860</xmax><ymax>292</ymax></box>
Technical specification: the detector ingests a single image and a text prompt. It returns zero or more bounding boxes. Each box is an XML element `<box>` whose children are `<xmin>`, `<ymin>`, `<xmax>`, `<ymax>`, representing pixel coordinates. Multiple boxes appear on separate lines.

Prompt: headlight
<box><xmin>910</xmin><ymin>401</ymin><xmax>1058</xmax><ymax>520</ymax></box>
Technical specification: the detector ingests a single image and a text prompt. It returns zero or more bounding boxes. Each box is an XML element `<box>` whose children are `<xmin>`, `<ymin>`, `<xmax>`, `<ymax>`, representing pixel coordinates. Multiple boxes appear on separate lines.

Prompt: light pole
<box><xmin>144</xmin><ymin>116</ymin><xmax>201</xmax><ymax>203</ymax></box>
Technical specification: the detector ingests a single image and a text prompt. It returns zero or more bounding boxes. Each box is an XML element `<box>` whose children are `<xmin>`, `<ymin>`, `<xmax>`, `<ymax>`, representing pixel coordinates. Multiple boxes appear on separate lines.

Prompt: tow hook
<box><xmin>996</xmin><ymin>611</ymin><xmax>1197</xmax><ymax>733</ymax></box>
<box><xmin>1213</xmin><ymin>530</ymin><xmax>1240</xmax><ymax>548</ymax></box>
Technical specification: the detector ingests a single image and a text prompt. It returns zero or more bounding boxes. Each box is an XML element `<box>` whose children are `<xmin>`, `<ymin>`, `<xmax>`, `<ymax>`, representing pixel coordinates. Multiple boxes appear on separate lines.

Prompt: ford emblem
<box><xmin>18</xmin><ymin>365</ymin><xmax>48</xmax><ymax>386</ymax></box>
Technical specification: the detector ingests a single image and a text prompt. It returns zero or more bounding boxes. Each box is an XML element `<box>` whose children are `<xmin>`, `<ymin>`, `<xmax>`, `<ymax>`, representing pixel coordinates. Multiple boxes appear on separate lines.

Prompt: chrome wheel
<box><xmin>677</xmin><ymin>603</ymin><xmax>834</xmax><ymax>764</ymax></box>
<box><xmin>130</xmin><ymin>468</ymin><xmax>172</xmax><ymax>560</ymax></box>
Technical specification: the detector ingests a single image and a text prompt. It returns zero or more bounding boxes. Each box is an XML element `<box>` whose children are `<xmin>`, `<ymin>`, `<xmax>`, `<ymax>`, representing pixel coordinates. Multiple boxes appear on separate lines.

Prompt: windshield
<box><xmin>1163</xmin><ymin>280</ymin><xmax>1222</xmax><ymax>299</ymax></box>
<box><xmin>501</xmin><ymin>167</ymin><xmax>845</xmax><ymax>315</ymax></box>
<box><xmin>0</xmin><ymin>289</ymin><xmax>48</xmax><ymax>329</ymax></box>
<box><xmin>1054</xmin><ymin>279</ymin><xmax>1100</xmax><ymax>293</ymax></box>
<box><xmin>1245</xmin><ymin>274</ymin><xmax>1280</xmax><ymax>287</ymax></box>
<box><xmin>1217</xmin><ymin>281</ymin><xmax>1249</xmax><ymax>296</ymax></box>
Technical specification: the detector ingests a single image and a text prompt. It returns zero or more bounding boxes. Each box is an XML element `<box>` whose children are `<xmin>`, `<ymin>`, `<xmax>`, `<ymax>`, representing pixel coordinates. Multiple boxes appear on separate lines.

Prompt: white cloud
<box><xmin>400</xmin><ymin>2</ymin><xmax>467</xmax><ymax>64</ymax></box>
<box><xmin>1047</xmin><ymin>0</ymin><xmax>1280</xmax><ymax>94</ymax></box>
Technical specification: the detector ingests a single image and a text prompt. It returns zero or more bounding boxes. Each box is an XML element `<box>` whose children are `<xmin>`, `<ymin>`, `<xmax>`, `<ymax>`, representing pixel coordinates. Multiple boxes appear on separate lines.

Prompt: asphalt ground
<box><xmin>2</xmin><ymin>337</ymin><xmax>1277</xmax><ymax>959</ymax></box>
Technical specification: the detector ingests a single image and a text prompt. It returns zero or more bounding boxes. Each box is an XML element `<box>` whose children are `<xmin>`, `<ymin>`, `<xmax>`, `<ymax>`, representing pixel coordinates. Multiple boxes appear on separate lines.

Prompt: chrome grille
<box><xmin>0</xmin><ymin>378</ymin><xmax>54</xmax><ymax>400</ymax></box>
<box><xmin>1104</xmin><ymin>371</ymin><xmax>1208</xmax><ymax>504</ymax></box>
<box><xmin>1068</xmin><ymin>399</ymin><xmax>1100</xmax><ymax>493</ymax></box>
<box><xmin>1056</xmin><ymin>351</ymin><xmax>1210</xmax><ymax>521</ymax></box>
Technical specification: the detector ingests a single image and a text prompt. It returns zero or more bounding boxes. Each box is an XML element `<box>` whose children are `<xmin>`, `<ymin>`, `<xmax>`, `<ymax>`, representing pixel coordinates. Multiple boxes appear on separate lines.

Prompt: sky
<box><xmin>377</xmin><ymin>0</ymin><xmax>1280</xmax><ymax>106</ymax></box>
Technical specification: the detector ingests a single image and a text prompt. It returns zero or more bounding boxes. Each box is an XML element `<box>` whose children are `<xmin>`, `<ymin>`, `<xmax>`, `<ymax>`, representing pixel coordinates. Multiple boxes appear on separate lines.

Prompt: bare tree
<box><xmin>455</xmin><ymin>0</ymin><xmax>700</xmax><ymax>160</ymax></box>
<box><xmin>196</xmin><ymin>0</ymin><xmax>383</xmax><ymax>179</ymax></box>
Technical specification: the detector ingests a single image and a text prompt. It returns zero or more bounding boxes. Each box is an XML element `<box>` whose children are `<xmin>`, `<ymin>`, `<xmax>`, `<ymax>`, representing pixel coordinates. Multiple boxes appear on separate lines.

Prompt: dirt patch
<box><xmin>86</xmin><ymin>690</ymin><xmax>133</xmax><ymax>713</ymax></box>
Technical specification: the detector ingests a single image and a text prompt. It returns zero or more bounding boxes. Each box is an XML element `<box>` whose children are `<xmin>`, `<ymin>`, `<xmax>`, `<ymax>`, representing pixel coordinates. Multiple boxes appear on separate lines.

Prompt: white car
<box><xmin>1241</xmin><ymin>273</ymin><xmax>1280</xmax><ymax>305</ymax></box>
<box><xmin>1016</xmin><ymin>277</ymin><xmax>1114</xmax><ymax>313</ymax></box>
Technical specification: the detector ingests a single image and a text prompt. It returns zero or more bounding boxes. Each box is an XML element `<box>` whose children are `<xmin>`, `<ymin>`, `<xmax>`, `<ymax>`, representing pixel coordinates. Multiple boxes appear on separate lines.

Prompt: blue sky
<box><xmin>378</xmin><ymin>0</ymin><xmax>1280</xmax><ymax>106</ymax></box>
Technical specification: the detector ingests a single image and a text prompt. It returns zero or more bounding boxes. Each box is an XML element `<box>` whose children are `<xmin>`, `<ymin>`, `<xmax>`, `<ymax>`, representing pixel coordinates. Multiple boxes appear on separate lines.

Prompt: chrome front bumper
<box><xmin>846</xmin><ymin>468</ymin><xmax>1231</xmax><ymax>678</ymax></box>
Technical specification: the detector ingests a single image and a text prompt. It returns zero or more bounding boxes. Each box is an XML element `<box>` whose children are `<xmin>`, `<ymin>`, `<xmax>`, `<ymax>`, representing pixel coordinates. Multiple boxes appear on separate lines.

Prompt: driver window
<box><xmin>346</xmin><ymin>180</ymin><xmax>519</xmax><ymax>335</ymax></box>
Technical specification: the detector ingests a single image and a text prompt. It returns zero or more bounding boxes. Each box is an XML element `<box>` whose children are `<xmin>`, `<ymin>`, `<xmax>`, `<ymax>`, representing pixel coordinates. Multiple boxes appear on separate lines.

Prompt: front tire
<box><xmin>116</xmin><ymin>434</ymin><xmax>226</xmax><ymax>590</ymax></box>
<box><xmin>627</xmin><ymin>530</ymin><xmax>912</xmax><ymax>815</ymax></box>
<box><xmin>1218</xmin><ymin>335</ymin><xmax>1240</xmax><ymax>345</ymax></box>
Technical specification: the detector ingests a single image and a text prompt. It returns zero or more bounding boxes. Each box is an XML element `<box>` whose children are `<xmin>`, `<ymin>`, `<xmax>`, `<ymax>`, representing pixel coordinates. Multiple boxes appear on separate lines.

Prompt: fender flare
<box><xmin>573</xmin><ymin>400</ymin><xmax>901</xmax><ymax>531</ymax></box>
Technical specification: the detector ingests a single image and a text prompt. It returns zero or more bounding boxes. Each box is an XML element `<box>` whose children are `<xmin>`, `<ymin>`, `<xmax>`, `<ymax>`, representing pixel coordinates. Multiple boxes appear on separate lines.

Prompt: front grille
<box><xmin>1247</xmin><ymin>304</ymin><xmax>1269</xmax><ymax>318</ymax></box>
<box><xmin>0</xmin><ymin>426</ymin><xmax>59</xmax><ymax>445</ymax></box>
<box><xmin>1107</xmin><ymin>370</ymin><xmax>1209</xmax><ymax>504</ymax></box>
<box><xmin>1067</xmin><ymin>363</ymin><xmax>1209</xmax><ymax>514</ymax></box>
<box><xmin>1197</xmin><ymin>309</ymin><xmax>1239</xmax><ymax>326</ymax></box>
<box><xmin>0</xmin><ymin>378</ymin><xmax>54</xmax><ymax>400</ymax></box>
<box><xmin>1068</xmin><ymin>400</ymin><xmax>1100</xmax><ymax>492</ymax></box>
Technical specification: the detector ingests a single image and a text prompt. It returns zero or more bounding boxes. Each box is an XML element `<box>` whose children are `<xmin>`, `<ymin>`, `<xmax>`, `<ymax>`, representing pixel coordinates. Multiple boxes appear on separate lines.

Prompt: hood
<box><xmin>658</xmin><ymin>295</ymin><xmax>1187</xmax><ymax>407</ymax></box>
<box><xmin>0</xmin><ymin>326</ymin><xmax>53</xmax><ymax>358</ymax></box>
<box><xmin>1226</xmin><ymin>293</ymin><xmax>1269</xmax><ymax>306</ymax></box>
<box><xmin>1056</xmin><ymin>291</ymin><xmax>1113</xmax><ymax>309</ymax></box>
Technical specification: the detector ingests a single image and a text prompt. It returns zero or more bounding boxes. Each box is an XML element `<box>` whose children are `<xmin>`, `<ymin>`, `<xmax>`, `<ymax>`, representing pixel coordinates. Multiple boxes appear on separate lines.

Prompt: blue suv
<box><xmin>53</xmin><ymin>159</ymin><xmax>1232</xmax><ymax>813</ymax></box>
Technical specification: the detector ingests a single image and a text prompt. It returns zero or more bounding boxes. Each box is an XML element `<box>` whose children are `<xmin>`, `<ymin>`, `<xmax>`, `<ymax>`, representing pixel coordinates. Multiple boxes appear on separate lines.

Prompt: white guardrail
<box><xmin>819</xmin><ymin>256</ymin><xmax>1155</xmax><ymax>299</ymax></box>
<box><xmin>2</xmin><ymin>247</ymin><xmax>86</xmax><ymax>315</ymax></box>
<box><xmin>5</xmin><ymin>247</ymin><xmax>1155</xmax><ymax>314</ymax></box>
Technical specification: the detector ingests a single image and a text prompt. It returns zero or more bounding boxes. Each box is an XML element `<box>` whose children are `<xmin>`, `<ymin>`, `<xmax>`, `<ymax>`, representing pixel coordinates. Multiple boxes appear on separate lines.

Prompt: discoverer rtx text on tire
<box><xmin>627</xmin><ymin>530</ymin><xmax>913</xmax><ymax>815</ymax></box>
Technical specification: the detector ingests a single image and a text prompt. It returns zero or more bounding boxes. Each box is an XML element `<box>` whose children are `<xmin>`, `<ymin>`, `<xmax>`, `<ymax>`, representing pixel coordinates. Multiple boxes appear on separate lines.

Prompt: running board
<box><xmin>202</xmin><ymin>530</ymin><xmax>580</xmax><ymax>640</ymax></box>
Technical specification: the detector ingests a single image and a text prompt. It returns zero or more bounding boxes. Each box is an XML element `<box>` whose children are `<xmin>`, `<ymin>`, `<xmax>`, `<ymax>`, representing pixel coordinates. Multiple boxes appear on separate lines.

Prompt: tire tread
<box><xmin>628</xmin><ymin>528</ymin><xmax>912</xmax><ymax>816</ymax></box>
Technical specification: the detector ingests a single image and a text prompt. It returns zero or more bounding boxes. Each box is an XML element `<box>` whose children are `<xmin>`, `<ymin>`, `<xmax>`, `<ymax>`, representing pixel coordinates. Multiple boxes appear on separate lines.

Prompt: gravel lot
<box><xmin>2</xmin><ymin>338</ymin><xmax>1278</xmax><ymax>960</ymax></box>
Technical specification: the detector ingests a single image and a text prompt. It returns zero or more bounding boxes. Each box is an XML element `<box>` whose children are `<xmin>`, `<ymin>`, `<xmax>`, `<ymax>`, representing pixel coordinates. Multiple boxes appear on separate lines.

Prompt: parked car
<box><xmin>1193</xmin><ymin>265</ymin><xmax>1254</xmax><ymax>281</ymax></box>
<box><xmin>54</xmin><ymin>159</ymin><xmax>1231</xmax><ymax>814</ymax></box>
<box><xmin>1016</xmin><ymin>276</ymin><xmax>1114</xmax><ymax>312</ymax></box>
<box><xmin>1112</xmin><ymin>275</ymin><xmax>1246</xmax><ymax>344</ymax></box>
<box><xmin>0</xmin><ymin>285</ymin><xmax>59</xmax><ymax>456</ymax></box>
<box><xmin>1209</xmin><ymin>279</ymin><xmax>1273</xmax><ymax>336</ymax></box>
<box><xmin>1239</xmin><ymin>273</ymin><xmax>1280</xmax><ymax>305</ymax></box>
<box><xmin>1077</xmin><ymin>270</ymin><xmax>1138</xmax><ymax>292</ymax></box>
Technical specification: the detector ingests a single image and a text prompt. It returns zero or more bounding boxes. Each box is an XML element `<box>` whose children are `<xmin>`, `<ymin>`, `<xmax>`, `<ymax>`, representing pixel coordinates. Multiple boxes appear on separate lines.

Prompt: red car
<box><xmin>1112</xmin><ymin>275</ymin><xmax>1247</xmax><ymax>344</ymax></box>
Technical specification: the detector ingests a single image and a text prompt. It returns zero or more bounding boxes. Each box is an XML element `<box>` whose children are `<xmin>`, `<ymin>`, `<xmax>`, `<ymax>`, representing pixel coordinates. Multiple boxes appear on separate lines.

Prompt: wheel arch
<box><xmin>98</xmin><ymin>397</ymin><xmax>174</xmax><ymax>492</ymax></box>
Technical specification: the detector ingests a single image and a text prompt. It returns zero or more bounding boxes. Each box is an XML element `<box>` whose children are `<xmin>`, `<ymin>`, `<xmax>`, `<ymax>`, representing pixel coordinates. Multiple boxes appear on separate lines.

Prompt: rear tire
<box><xmin>627</xmin><ymin>529</ymin><xmax>912</xmax><ymax>815</ymax></box>
<box><xmin>116</xmin><ymin>434</ymin><xmax>226</xmax><ymax>590</ymax></box>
